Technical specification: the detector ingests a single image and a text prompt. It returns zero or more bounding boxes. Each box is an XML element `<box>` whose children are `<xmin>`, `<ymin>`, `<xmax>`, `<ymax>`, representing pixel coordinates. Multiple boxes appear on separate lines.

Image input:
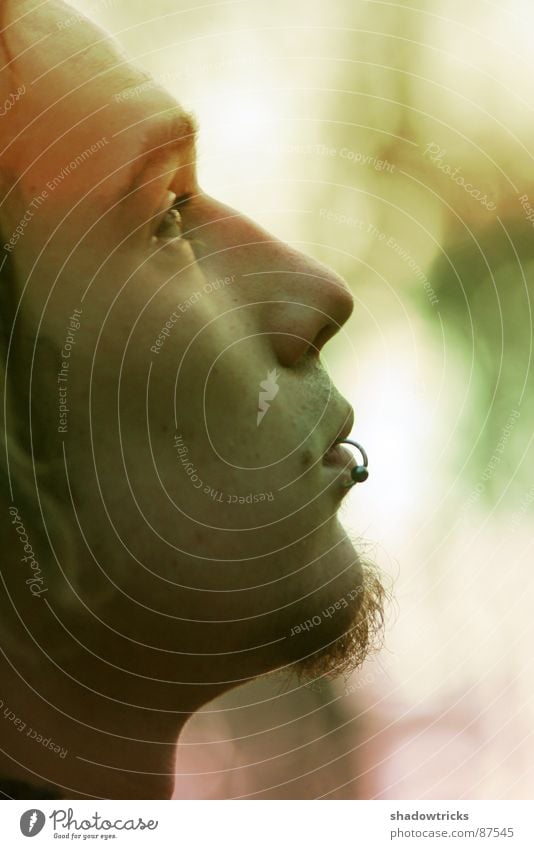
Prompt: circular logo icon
<box><xmin>20</xmin><ymin>809</ymin><xmax>46</xmax><ymax>837</ymax></box>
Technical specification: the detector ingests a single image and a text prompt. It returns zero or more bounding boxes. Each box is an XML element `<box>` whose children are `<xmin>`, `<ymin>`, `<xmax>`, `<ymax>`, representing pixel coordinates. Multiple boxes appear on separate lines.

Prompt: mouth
<box><xmin>322</xmin><ymin>406</ymin><xmax>356</xmax><ymax>485</ymax></box>
<box><xmin>323</xmin><ymin>405</ymin><xmax>355</xmax><ymax>455</ymax></box>
<box><xmin>323</xmin><ymin>441</ymin><xmax>356</xmax><ymax>470</ymax></box>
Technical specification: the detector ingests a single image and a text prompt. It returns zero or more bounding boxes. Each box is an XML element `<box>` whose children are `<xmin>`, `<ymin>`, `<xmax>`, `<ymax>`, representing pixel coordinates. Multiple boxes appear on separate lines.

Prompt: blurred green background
<box><xmin>72</xmin><ymin>0</ymin><xmax>534</xmax><ymax>798</ymax></box>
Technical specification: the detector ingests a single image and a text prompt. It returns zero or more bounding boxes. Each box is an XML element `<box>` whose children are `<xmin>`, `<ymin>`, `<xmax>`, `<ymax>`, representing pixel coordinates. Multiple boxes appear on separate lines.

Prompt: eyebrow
<box><xmin>113</xmin><ymin>106</ymin><xmax>198</xmax><ymax>189</ymax></box>
<box><xmin>111</xmin><ymin>104</ymin><xmax>198</xmax><ymax>147</ymax></box>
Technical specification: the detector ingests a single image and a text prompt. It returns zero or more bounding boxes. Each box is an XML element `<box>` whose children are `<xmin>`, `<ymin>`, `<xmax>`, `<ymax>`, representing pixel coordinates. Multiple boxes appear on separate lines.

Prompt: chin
<box><xmin>284</xmin><ymin>528</ymin><xmax>386</xmax><ymax>681</ymax></box>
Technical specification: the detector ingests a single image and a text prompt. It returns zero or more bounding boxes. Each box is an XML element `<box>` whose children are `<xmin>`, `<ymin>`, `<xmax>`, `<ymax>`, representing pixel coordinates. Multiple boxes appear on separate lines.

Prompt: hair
<box><xmin>0</xmin><ymin>240</ymin><xmax>82</xmax><ymax>663</ymax></box>
<box><xmin>0</xmin><ymin>245</ymin><xmax>37</xmax><ymax>512</ymax></box>
<box><xmin>296</xmin><ymin>556</ymin><xmax>387</xmax><ymax>682</ymax></box>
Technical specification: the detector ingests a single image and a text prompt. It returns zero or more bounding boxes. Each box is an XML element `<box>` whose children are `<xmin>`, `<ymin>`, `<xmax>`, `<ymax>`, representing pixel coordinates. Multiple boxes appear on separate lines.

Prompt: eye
<box><xmin>153</xmin><ymin>194</ymin><xmax>193</xmax><ymax>243</ymax></box>
<box><xmin>155</xmin><ymin>207</ymin><xmax>184</xmax><ymax>241</ymax></box>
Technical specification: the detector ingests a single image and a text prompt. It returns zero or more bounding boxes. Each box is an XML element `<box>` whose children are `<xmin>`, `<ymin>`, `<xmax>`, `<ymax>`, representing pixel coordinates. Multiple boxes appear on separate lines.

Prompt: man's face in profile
<box><xmin>0</xmin><ymin>0</ymin><xmax>383</xmax><ymax>784</ymax></box>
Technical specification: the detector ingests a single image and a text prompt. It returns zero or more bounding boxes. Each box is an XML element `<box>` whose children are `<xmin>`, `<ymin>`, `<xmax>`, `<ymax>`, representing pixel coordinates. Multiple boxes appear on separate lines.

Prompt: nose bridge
<box><xmin>269</xmin><ymin>240</ymin><xmax>355</xmax><ymax>324</ymax></box>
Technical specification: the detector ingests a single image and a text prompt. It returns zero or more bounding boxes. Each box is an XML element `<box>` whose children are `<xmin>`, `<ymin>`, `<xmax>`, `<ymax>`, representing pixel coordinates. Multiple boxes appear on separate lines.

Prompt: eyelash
<box><xmin>154</xmin><ymin>194</ymin><xmax>192</xmax><ymax>242</ymax></box>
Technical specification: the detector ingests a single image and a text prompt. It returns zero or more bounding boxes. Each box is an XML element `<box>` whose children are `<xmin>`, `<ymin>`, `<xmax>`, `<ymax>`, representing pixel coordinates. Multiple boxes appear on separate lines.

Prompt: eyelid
<box><xmin>152</xmin><ymin>191</ymin><xmax>188</xmax><ymax>233</ymax></box>
<box><xmin>148</xmin><ymin>190</ymin><xmax>172</xmax><ymax>235</ymax></box>
<box><xmin>149</xmin><ymin>189</ymin><xmax>200</xmax><ymax>256</ymax></box>
<box><xmin>170</xmin><ymin>192</ymin><xmax>193</xmax><ymax>211</ymax></box>
<box><xmin>155</xmin><ymin>191</ymin><xmax>193</xmax><ymax>227</ymax></box>
<box><xmin>152</xmin><ymin>190</ymin><xmax>201</xmax><ymax>249</ymax></box>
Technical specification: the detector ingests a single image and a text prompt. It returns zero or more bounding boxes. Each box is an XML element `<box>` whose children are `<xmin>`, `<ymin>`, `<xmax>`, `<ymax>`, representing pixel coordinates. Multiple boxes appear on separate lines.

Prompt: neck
<box><xmin>0</xmin><ymin>642</ymin><xmax>223</xmax><ymax>799</ymax></box>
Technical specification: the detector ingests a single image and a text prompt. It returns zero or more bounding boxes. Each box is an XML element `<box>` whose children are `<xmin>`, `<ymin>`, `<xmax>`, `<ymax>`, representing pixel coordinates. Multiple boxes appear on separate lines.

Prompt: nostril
<box><xmin>312</xmin><ymin>323</ymin><xmax>339</xmax><ymax>354</ymax></box>
<box><xmin>310</xmin><ymin>278</ymin><xmax>354</xmax><ymax>354</ymax></box>
<box><xmin>335</xmin><ymin>279</ymin><xmax>355</xmax><ymax>326</ymax></box>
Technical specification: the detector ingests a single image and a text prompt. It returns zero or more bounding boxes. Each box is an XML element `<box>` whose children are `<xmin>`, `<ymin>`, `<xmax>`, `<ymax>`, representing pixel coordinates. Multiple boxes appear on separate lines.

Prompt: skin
<box><xmin>0</xmin><ymin>0</ymin><xmax>377</xmax><ymax>799</ymax></box>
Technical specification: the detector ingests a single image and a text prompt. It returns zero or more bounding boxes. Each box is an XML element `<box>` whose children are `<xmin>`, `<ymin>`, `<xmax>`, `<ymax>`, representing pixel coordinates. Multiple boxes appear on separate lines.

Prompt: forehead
<box><xmin>2</xmin><ymin>1</ymin><xmax>193</xmax><ymax>144</ymax></box>
<box><xmin>1</xmin><ymin>1</ymin><xmax>194</xmax><ymax>209</ymax></box>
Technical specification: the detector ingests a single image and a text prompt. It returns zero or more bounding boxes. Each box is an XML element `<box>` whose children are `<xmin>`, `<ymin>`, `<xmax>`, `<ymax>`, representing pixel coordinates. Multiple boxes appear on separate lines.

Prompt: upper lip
<box><xmin>324</xmin><ymin>405</ymin><xmax>355</xmax><ymax>454</ymax></box>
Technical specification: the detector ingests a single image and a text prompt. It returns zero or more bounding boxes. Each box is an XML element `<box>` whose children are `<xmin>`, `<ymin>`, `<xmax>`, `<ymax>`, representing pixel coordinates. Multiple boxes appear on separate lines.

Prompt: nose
<box><xmin>185</xmin><ymin>195</ymin><xmax>354</xmax><ymax>366</ymax></box>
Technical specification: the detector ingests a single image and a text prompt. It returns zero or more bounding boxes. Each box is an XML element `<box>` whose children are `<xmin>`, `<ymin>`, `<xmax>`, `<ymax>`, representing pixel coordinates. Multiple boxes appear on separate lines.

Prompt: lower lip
<box><xmin>323</xmin><ymin>443</ymin><xmax>355</xmax><ymax>486</ymax></box>
<box><xmin>323</xmin><ymin>442</ymin><xmax>354</xmax><ymax>467</ymax></box>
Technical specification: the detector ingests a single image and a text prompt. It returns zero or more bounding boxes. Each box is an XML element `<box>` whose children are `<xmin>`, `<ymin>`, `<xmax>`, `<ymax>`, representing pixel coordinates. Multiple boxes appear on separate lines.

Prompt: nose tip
<box><xmin>332</xmin><ymin>404</ymin><xmax>355</xmax><ymax>446</ymax></box>
<box><xmin>186</xmin><ymin>194</ymin><xmax>355</xmax><ymax>365</ymax></box>
<box><xmin>312</xmin><ymin>267</ymin><xmax>354</xmax><ymax>352</ymax></box>
<box><xmin>345</xmin><ymin>404</ymin><xmax>356</xmax><ymax>438</ymax></box>
<box><xmin>329</xmin><ymin>268</ymin><xmax>355</xmax><ymax>325</ymax></box>
<box><xmin>269</xmin><ymin>254</ymin><xmax>355</xmax><ymax>366</ymax></box>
